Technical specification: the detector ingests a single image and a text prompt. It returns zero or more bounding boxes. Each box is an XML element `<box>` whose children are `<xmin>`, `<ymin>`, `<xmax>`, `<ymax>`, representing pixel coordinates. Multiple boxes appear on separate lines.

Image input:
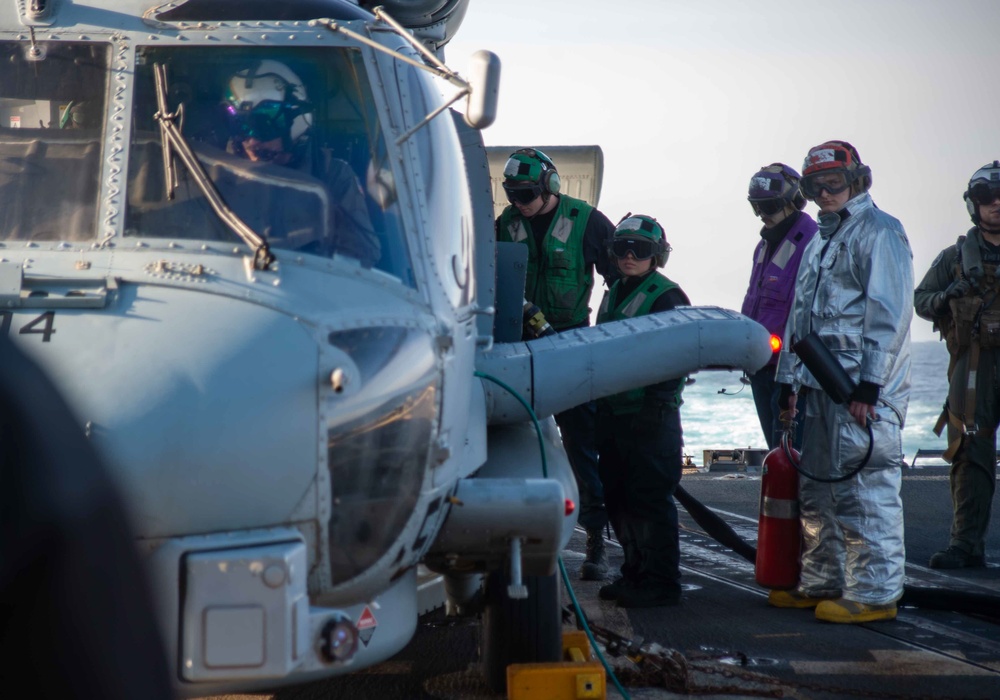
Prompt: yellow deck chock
<box><xmin>506</xmin><ymin>630</ymin><xmax>606</xmax><ymax>699</ymax></box>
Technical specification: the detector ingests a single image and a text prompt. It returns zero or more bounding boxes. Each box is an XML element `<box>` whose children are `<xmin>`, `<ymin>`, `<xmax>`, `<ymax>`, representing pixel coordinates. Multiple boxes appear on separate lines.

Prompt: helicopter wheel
<box><xmin>480</xmin><ymin>568</ymin><xmax>561</xmax><ymax>692</ymax></box>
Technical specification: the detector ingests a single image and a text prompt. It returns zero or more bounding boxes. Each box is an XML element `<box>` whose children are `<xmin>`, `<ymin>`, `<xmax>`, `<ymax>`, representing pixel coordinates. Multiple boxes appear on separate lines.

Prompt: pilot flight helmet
<box><xmin>963</xmin><ymin>160</ymin><xmax>1000</xmax><ymax>224</ymax></box>
<box><xmin>224</xmin><ymin>60</ymin><xmax>313</xmax><ymax>151</ymax></box>
<box><xmin>610</xmin><ymin>214</ymin><xmax>671</xmax><ymax>268</ymax></box>
<box><xmin>747</xmin><ymin>163</ymin><xmax>807</xmax><ymax>217</ymax></box>
<box><xmin>502</xmin><ymin>148</ymin><xmax>561</xmax><ymax>205</ymax></box>
<box><xmin>800</xmin><ymin>140</ymin><xmax>872</xmax><ymax>200</ymax></box>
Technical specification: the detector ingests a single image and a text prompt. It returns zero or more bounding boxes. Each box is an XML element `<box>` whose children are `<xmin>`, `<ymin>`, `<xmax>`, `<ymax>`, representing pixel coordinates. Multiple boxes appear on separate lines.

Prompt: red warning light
<box><xmin>565</xmin><ymin>499</ymin><xmax>576</xmax><ymax>516</ymax></box>
<box><xmin>769</xmin><ymin>334</ymin><xmax>782</xmax><ymax>353</ymax></box>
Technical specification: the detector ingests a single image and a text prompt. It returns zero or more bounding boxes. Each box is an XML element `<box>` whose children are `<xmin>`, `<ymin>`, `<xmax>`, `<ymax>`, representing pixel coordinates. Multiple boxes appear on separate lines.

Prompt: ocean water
<box><xmin>680</xmin><ymin>341</ymin><xmax>950</xmax><ymax>466</ymax></box>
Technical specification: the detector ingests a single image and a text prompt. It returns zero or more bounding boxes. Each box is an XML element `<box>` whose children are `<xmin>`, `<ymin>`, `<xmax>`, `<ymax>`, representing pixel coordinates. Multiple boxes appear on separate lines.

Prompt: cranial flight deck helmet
<box><xmin>800</xmin><ymin>140</ymin><xmax>872</xmax><ymax>199</ymax></box>
<box><xmin>963</xmin><ymin>160</ymin><xmax>1000</xmax><ymax>224</ymax></box>
<box><xmin>747</xmin><ymin>163</ymin><xmax>807</xmax><ymax>217</ymax></box>
<box><xmin>224</xmin><ymin>60</ymin><xmax>313</xmax><ymax>152</ymax></box>
<box><xmin>609</xmin><ymin>214</ymin><xmax>671</xmax><ymax>268</ymax></box>
<box><xmin>502</xmin><ymin>148</ymin><xmax>561</xmax><ymax>205</ymax></box>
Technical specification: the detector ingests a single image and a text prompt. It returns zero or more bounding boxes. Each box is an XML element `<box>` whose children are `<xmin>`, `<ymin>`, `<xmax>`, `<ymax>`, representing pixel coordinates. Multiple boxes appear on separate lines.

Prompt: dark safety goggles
<box><xmin>800</xmin><ymin>171</ymin><xmax>850</xmax><ymax>199</ymax></box>
<box><xmin>225</xmin><ymin>100</ymin><xmax>289</xmax><ymax>143</ymax></box>
<box><xmin>968</xmin><ymin>182</ymin><xmax>1000</xmax><ymax>206</ymax></box>
<box><xmin>749</xmin><ymin>198</ymin><xmax>786</xmax><ymax>217</ymax></box>
<box><xmin>503</xmin><ymin>182</ymin><xmax>543</xmax><ymax>205</ymax></box>
<box><xmin>611</xmin><ymin>237</ymin><xmax>656</xmax><ymax>260</ymax></box>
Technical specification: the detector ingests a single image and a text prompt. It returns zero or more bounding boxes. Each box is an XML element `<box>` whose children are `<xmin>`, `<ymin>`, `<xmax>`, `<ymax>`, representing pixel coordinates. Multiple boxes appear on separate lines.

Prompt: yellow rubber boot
<box><xmin>767</xmin><ymin>589</ymin><xmax>835</xmax><ymax>609</ymax></box>
<box><xmin>815</xmin><ymin>598</ymin><xmax>897</xmax><ymax>623</ymax></box>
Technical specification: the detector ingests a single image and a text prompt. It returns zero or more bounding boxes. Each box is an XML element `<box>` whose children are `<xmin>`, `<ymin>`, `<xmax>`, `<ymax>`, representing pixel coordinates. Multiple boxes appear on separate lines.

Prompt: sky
<box><xmin>446</xmin><ymin>0</ymin><xmax>1000</xmax><ymax>342</ymax></box>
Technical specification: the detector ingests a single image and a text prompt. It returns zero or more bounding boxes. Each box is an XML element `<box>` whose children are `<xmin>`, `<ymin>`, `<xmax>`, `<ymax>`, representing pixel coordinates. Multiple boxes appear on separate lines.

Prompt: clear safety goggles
<box><xmin>800</xmin><ymin>171</ymin><xmax>850</xmax><ymax>199</ymax></box>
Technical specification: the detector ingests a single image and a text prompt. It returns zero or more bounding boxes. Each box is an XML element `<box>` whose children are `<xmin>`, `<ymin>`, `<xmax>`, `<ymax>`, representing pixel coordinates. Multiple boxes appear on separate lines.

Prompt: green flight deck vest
<box><xmin>498</xmin><ymin>195</ymin><xmax>594</xmax><ymax>329</ymax></box>
<box><xmin>597</xmin><ymin>271</ymin><xmax>682</xmax><ymax>414</ymax></box>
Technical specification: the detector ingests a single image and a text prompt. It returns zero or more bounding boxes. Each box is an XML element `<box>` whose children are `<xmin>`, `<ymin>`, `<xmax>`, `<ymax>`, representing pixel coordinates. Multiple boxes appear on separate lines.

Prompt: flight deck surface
<box><xmin>206</xmin><ymin>465</ymin><xmax>1000</xmax><ymax>700</ymax></box>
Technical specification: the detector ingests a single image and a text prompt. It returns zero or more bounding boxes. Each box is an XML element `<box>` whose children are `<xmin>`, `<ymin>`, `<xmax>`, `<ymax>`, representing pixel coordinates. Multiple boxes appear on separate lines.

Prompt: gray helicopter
<box><xmin>0</xmin><ymin>0</ymin><xmax>771</xmax><ymax>694</ymax></box>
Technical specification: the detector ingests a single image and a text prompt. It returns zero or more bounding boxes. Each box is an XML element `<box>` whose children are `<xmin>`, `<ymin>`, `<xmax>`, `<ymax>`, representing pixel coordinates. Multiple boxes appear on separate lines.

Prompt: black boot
<box><xmin>928</xmin><ymin>546</ymin><xmax>986</xmax><ymax>569</ymax></box>
<box><xmin>616</xmin><ymin>580</ymin><xmax>681</xmax><ymax>608</ymax></box>
<box><xmin>581</xmin><ymin>529</ymin><xmax>609</xmax><ymax>580</ymax></box>
<box><xmin>598</xmin><ymin>577</ymin><xmax>632</xmax><ymax>601</ymax></box>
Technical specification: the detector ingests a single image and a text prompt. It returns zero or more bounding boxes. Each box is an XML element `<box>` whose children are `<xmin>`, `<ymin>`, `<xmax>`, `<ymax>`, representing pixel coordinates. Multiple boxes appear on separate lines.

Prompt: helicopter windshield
<box><xmin>0</xmin><ymin>41</ymin><xmax>109</xmax><ymax>243</ymax></box>
<box><xmin>126</xmin><ymin>46</ymin><xmax>414</xmax><ymax>285</ymax></box>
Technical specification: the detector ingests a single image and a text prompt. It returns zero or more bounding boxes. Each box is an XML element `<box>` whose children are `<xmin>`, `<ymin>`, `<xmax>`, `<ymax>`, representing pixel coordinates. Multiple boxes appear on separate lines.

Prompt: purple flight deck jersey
<box><xmin>741</xmin><ymin>213</ymin><xmax>818</xmax><ymax>365</ymax></box>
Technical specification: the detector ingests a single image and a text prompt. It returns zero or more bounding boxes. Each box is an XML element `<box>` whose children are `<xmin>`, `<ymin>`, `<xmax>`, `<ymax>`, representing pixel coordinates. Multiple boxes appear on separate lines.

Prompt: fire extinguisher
<box><xmin>755</xmin><ymin>432</ymin><xmax>801</xmax><ymax>589</ymax></box>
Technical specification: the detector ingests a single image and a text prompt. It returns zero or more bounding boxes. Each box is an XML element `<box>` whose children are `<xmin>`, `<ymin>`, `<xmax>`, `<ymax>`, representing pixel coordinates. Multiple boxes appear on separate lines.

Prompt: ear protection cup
<box><xmin>654</xmin><ymin>242</ymin><xmax>670</xmax><ymax>268</ymax></box>
<box><xmin>829</xmin><ymin>141</ymin><xmax>872</xmax><ymax>194</ymax></box>
<box><xmin>855</xmin><ymin>165</ymin><xmax>872</xmax><ymax>193</ymax></box>
<box><xmin>965</xmin><ymin>191</ymin><xmax>979</xmax><ymax>222</ymax></box>
<box><xmin>543</xmin><ymin>169</ymin><xmax>561</xmax><ymax>195</ymax></box>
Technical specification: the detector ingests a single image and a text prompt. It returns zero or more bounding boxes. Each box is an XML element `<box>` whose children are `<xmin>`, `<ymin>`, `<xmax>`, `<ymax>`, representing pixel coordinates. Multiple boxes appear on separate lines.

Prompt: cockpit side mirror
<box><xmin>464</xmin><ymin>50</ymin><xmax>500</xmax><ymax>130</ymax></box>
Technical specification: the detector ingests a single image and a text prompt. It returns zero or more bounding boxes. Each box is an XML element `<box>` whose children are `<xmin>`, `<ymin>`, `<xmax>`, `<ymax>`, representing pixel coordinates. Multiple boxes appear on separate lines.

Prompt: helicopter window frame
<box><xmin>0</xmin><ymin>40</ymin><xmax>111</xmax><ymax>244</ymax></box>
<box><xmin>392</xmin><ymin>53</ymin><xmax>475</xmax><ymax>310</ymax></box>
<box><xmin>122</xmin><ymin>43</ymin><xmax>417</xmax><ymax>288</ymax></box>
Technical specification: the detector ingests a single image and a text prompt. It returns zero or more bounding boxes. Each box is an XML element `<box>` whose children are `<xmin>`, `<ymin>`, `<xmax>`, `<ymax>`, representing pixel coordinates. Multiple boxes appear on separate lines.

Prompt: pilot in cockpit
<box><xmin>222</xmin><ymin>60</ymin><xmax>380</xmax><ymax>266</ymax></box>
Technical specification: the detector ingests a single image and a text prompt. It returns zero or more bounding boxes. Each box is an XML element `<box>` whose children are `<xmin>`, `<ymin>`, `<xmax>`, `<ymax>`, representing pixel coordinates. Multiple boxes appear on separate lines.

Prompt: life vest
<box><xmin>498</xmin><ymin>195</ymin><xmax>594</xmax><ymax>329</ymax></box>
<box><xmin>597</xmin><ymin>272</ymin><xmax>681</xmax><ymax>414</ymax></box>
<box><xmin>945</xmin><ymin>234</ymin><xmax>1000</xmax><ymax>353</ymax></box>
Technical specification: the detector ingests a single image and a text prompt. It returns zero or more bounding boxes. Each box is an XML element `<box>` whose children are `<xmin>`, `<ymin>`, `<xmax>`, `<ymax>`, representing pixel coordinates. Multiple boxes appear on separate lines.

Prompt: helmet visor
<box><xmin>226</xmin><ymin>100</ymin><xmax>288</xmax><ymax>143</ymax></box>
<box><xmin>611</xmin><ymin>237</ymin><xmax>656</xmax><ymax>260</ymax></box>
<box><xmin>801</xmin><ymin>171</ymin><xmax>850</xmax><ymax>199</ymax></box>
<box><xmin>749</xmin><ymin>199</ymin><xmax>786</xmax><ymax>217</ymax></box>
<box><xmin>503</xmin><ymin>182</ymin><xmax>543</xmax><ymax>205</ymax></box>
<box><xmin>968</xmin><ymin>182</ymin><xmax>1000</xmax><ymax>206</ymax></box>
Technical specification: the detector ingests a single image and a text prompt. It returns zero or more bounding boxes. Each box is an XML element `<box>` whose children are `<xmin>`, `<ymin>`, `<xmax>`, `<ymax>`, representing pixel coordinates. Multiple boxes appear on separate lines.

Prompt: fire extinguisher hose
<box><xmin>781</xmin><ymin>427</ymin><xmax>873</xmax><ymax>483</ymax></box>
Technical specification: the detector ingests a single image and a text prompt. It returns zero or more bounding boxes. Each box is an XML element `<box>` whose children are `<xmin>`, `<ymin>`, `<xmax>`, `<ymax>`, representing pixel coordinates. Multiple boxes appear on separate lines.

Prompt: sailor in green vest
<box><xmin>595</xmin><ymin>214</ymin><xmax>691</xmax><ymax>608</ymax></box>
<box><xmin>496</xmin><ymin>148</ymin><xmax>617</xmax><ymax>580</ymax></box>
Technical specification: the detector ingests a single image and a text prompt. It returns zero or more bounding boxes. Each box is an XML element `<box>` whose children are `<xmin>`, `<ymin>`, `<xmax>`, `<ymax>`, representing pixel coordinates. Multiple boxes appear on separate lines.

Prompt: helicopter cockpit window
<box><xmin>126</xmin><ymin>47</ymin><xmax>415</xmax><ymax>287</ymax></box>
<box><xmin>0</xmin><ymin>42</ymin><xmax>108</xmax><ymax>242</ymax></box>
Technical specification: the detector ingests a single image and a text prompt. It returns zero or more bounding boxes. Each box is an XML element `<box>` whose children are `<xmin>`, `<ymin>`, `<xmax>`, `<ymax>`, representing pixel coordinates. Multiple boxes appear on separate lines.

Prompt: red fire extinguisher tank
<box><xmin>755</xmin><ymin>438</ymin><xmax>802</xmax><ymax>589</ymax></box>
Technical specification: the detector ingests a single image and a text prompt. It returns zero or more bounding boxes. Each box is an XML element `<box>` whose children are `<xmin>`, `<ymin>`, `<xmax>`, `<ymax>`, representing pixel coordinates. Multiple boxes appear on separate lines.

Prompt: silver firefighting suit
<box><xmin>775</xmin><ymin>192</ymin><xmax>913</xmax><ymax>606</ymax></box>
